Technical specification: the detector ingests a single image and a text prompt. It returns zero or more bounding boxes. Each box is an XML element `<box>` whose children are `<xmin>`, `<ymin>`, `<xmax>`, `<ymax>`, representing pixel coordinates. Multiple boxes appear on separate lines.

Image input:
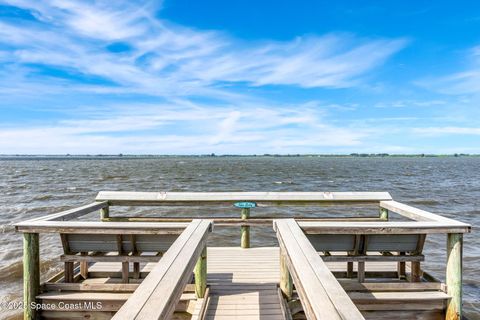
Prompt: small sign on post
<box><xmin>234</xmin><ymin>201</ymin><xmax>257</xmax><ymax>209</ymax></box>
<box><xmin>234</xmin><ymin>202</ymin><xmax>257</xmax><ymax>248</ymax></box>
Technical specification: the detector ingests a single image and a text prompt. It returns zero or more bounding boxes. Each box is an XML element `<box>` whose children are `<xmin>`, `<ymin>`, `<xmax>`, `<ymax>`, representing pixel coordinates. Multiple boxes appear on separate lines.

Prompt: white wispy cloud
<box><xmin>413</xmin><ymin>127</ymin><xmax>480</xmax><ymax>136</ymax></box>
<box><xmin>0</xmin><ymin>101</ymin><xmax>368</xmax><ymax>154</ymax></box>
<box><xmin>0</xmin><ymin>0</ymin><xmax>408</xmax><ymax>153</ymax></box>
<box><xmin>417</xmin><ymin>46</ymin><xmax>480</xmax><ymax>95</ymax></box>
<box><xmin>374</xmin><ymin>100</ymin><xmax>446</xmax><ymax>108</ymax></box>
<box><xmin>0</xmin><ymin>0</ymin><xmax>407</xmax><ymax>93</ymax></box>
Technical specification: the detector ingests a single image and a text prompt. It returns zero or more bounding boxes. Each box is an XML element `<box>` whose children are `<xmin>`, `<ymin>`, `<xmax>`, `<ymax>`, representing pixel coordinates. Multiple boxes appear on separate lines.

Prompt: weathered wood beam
<box><xmin>96</xmin><ymin>191</ymin><xmax>392</xmax><ymax>206</ymax></box>
<box><xmin>298</xmin><ymin>221</ymin><xmax>470</xmax><ymax>234</ymax></box>
<box><xmin>240</xmin><ymin>208</ymin><xmax>250</xmax><ymax>248</ymax></box>
<box><xmin>379</xmin><ymin>207</ymin><xmax>389</xmax><ymax>221</ymax></box>
<box><xmin>194</xmin><ymin>247</ymin><xmax>207</xmax><ymax>298</ymax></box>
<box><xmin>23</xmin><ymin>233</ymin><xmax>39</xmax><ymax>320</ymax></box>
<box><xmin>102</xmin><ymin>216</ymin><xmax>385</xmax><ymax>225</ymax></box>
<box><xmin>25</xmin><ymin>201</ymin><xmax>108</xmax><ymax>222</ymax></box>
<box><xmin>15</xmin><ymin>221</ymin><xmax>190</xmax><ymax>234</ymax></box>
<box><xmin>100</xmin><ymin>205</ymin><xmax>109</xmax><ymax>220</ymax></box>
<box><xmin>380</xmin><ymin>201</ymin><xmax>471</xmax><ymax>230</ymax></box>
<box><xmin>280</xmin><ymin>252</ymin><xmax>293</xmax><ymax>300</ymax></box>
<box><xmin>446</xmin><ymin>233</ymin><xmax>463</xmax><ymax>320</ymax></box>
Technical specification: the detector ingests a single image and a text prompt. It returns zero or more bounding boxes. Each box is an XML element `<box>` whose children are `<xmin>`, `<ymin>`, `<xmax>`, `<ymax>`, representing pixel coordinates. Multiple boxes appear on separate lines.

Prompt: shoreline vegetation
<box><xmin>0</xmin><ymin>153</ymin><xmax>477</xmax><ymax>160</ymax></box>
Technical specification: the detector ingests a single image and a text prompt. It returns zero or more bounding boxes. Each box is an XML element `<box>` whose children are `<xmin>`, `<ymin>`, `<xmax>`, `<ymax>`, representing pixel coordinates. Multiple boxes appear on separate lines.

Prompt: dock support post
<box><xmin>398</xmin><ymin>252</ymin><xmax>406</xmax><ymax>279</ymax></box>
<box><xmin>23</xmin><ymin>233</ymin><xmax>39</xmax><ymax>320</ymax></box>
<box><xmin>379</xmin><ymin>208</ymin><xmax>389</xmax><ymax>221</ymax></box>
<box><xmin>240</xmin><ymin>208</ymin><xmax>250</xmax><ymax>248</ymax></box>
<box><xmin>411</xmin><ymin>261</ymin><xmax>421</xmax><ymax>282</ymax></box>
<box><xmin>446</xmin><ymin>233</ymin><xmax>463</xmax><ymax>320</ymax></box>
<box><xmin>100</xmin><ymin>205</ymin><xmax>109</xmax><ymax>220</ymax></box>
<box><xmin>280</xmin><ymin>253</ymin><xmax>293</xmax><ymax>300</ymax></box>
<box><xmin>80</xmin><ymin>252</ymin><xmax>88</xmax><ymax>279</ymax></box>
<box><xmin>357</xmin><ymin>261</ymin><xmax>365</xmax><ymax>282</ymax></box>
<box><xmin>195</xmin><ymin>247</ymin><xmax>207</xmax><ymax>298</ymax></box>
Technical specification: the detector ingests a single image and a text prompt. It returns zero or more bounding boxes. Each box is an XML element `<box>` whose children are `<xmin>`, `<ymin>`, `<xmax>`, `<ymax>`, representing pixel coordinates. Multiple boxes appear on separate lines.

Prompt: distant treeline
<box><xmin>0</xmin><ymin>153</ymin><xmax>477</xmax><ymax>159</ymax></box>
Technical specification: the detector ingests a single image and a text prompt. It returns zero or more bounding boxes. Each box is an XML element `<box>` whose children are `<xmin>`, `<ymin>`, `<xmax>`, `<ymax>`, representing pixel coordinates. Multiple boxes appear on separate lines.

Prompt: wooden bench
<box><xmin>60</xmin><ymin>232</ymin><xmax>181</xmax><ymax>283</ymax></box>
<box><xmin>305</xmin><ymin>232</ymin><xmax>426</xmax><ymax>282</ymax></box>
<box><xmin>290</xmin><ymin>220</ymin><xmax>454</xmax><ymax>320</ymax></box>
<box><xmin>112</xmin><ymin>219</ymin><xmax>211</xmax><ymax>319</ymax></box>
<box><xmin>274</xmin><ymin>219</ymin><xmax>365</xmax><ymax>320</ymax></box>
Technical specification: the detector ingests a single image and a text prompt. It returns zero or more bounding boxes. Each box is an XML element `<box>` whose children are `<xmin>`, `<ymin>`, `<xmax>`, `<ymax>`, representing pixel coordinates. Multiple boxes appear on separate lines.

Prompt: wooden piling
<box><xmin>446</xmin><ymin>233</ymin><xmax>463</xmax><ymax>320</ymax></box>
<box><xmin>80</xmin><ymin>252</ymin><xmax>88</xmax><ymax>279</ymax></box>
<box><xmin>240</xmin><ymin>208</ymin><xmax>250</xmax><ymax>248</ymax></box>
<box><xmin>100</xmin><ymin>206</ymin><xmax>109</xmax><ymax>220</ymax></box>
<box><xmin>398</xmin><ymin>252</ymin><xmax>406</xmax><ymax>279</ymax></box>
<box><xmin>194</xmin><ymin>247</ymin><xmax>207</xmax><ymax>298</ymax></box>
<box><xmin>357</xmin><ymin>261</ymin><xmax>365</xmax><ymax>282</ymax></box>
<box><xmin>411</xmin><ymin>261</ymin><xmax>421</xmax><ymax>282</ymax></box>
<box><xmin>379</xmin><ymin>208</ymin><xmax>389</xmax><ymax>221</ymax></box>
<box><xmin>23</xmin><ymin>233</ymin><xmax>39</xmax><ymax>320</ymax></box>
<box><xmin>280</xmin><ymin>253</ymin><xmax>293</xmax><ymax>300</ymax></box>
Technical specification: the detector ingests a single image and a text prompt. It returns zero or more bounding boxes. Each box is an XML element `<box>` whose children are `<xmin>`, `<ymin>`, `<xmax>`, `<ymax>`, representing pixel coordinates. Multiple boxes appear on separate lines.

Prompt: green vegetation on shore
<box><xmin>0</xmin><ymin>153</ymin><xmax>477</xmax><ymax>160</ymax></box>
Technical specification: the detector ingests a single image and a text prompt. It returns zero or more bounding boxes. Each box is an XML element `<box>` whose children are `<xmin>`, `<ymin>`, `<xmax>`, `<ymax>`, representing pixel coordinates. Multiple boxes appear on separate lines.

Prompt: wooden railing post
<box><xmin>194</xmin><ymin>246</ymin><xmax>207</xmax><ymax>298</ymax></box>
<box><xmin>446</xmin><ymin>233</ymin><xmax>463</xmax><ymax>320</ymax></box>
<box><xmin>100</xmin><ymin>205</ymin><xmax>109</xmax><ymax>220</ymax></box>
<box><xmin>240</xmin><ymin>208</ymin><xmax>250</xmax><ymax>248</ymax></box>
<box><xmin>379</xmin><ymin>207</ymin><xmax>389</xmax><ymax>221</ymax></box>
<box><xmin>23</xmin><ymin>233</ymin><xmax>39</xmax><ymax>320</ymax></box>
<box><xmin>280</xmin><ymin>253</ymin><xmax>293</xmax><ymax>300</ymax></box>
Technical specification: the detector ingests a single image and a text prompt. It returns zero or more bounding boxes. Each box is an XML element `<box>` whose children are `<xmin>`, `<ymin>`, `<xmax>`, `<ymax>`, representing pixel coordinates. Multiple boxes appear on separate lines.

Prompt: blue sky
<box><xmin>0</xmin><ymin>0</ymin><xmax>480</xmax><ymax>154</ymax></box>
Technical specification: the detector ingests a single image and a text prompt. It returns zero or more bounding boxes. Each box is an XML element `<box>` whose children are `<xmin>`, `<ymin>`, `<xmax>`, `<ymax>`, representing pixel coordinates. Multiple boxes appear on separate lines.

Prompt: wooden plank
<box><xmin>277</xmin><ymin>288</ymin><xmax>293</xmax><ymax>320</ymax></box>
<box><xmin>275</xmin><ymin>219</ymin><xmax>364</xmax><ymax>320</ymax></box>
<box><xmin>348</xmin><ymin>291</ymin><xmax>449</xmax><ymax>302</ymax></box>
<box><xmin>360</xmin><ymin>310</ymin><xmax>444</xmax><ymax>320</ymax></box>
<box><xmin>104</xmin><ymin>216</ymin><xmax>385</xmax><ymax>225</ymax></box>
<box><xmin>15</xmin><ymin>220</ymin><xmax>191</xmax><ymax>234</ymax></box>
<box><xmin>379</xmin><ymin>201</ymin><xmax>471</xmax><ymax>231</ymax></box>
<box><xmin>337</xmin><ymin>280</ymin><xmax>442</xmax><ymax>292</ymax></box>
<box><xmin>298</xmin><ymin>221</ymin><xmax>470</xmax><ymax>234</ymax></box>
<box><xmin>321</xmin><ymin>254</ymin><xmax>424</xmax><ymax>262</ymax></box>
<box><xmin>25</xmin><ymin>202</ymin><xmax>109</xmax><ymax>222</ymax></box>
<box><xmin>41</xmin><ymin>310</ymin><xmax>115</xmax><ymax>320</ymax></box>
<box><xmin>44</xmin><ymin>282</ymin><xmax>140</xmax><ymax>292</ymax></box>
<box><xmin>96</xmin><ymin>191</ymin><xmax>392</xmax><ymax>206</ymax></box>
<box><xmin>112</xmin><ymin>219</ymin><xmax>211</xmax><ymax>320</ymax></box>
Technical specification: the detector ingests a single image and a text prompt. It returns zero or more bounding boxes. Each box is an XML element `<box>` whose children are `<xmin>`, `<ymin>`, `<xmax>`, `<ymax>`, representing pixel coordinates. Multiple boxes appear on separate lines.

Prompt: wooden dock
<box><xmin>205</xmin><ymin>247</ymin><xmax>282</xmax><ymax>320</ymax></box>
<box><xmin>14</xmin><ymin>191</ymin><xmax>471</xmax><ymax>320</ymax></box>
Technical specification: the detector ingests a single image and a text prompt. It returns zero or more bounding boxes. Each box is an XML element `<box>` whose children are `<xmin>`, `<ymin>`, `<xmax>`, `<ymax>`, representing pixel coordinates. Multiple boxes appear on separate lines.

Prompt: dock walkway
<box><xmin>206</xmin><ymin>247</ymin><xmax>282</xmax><ymax>320</ymax></box>
<box><xmin>86</xmin><ymin>247</ymin><xmax>401</xmax><ymax>320</ymax></box>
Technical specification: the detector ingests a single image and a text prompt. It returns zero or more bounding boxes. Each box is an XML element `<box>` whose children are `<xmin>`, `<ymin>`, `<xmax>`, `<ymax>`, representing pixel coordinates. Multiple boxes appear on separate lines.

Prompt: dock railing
<box><xmin>15</xmin><ymin>191</ymin><xmax>471</xmax><ymax>320</ymax></box>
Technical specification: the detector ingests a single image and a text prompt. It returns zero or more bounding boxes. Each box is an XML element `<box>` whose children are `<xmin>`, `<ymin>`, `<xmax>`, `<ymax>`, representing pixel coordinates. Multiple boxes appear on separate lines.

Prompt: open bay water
<box><xmin>0</xmin><ymin>156</ymin><xmax>478</xmax><ymax>319</ymax></box>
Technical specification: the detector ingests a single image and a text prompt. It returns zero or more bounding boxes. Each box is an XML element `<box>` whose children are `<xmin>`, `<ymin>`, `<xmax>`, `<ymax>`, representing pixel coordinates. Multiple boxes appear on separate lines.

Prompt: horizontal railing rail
<box><xmin>96</xmin><ymin>191</ymin><xmax>393</xmax><ymax>206</ymax></box>
<box><xmin>14</xmin><ymin>220</ymin><xmax>195</xmax><ymax>234</ymax></box>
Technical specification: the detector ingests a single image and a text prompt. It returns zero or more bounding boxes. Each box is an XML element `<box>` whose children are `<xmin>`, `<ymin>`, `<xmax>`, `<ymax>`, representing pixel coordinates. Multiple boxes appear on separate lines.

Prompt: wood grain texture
<box><xmin>275</xmin><ymin>219</ymin><xmax>365</xmax><ymax>320</ymax></box>
<box><xmin>15</xmin><ymin>221</ymin><xmax>191</xmax><ymax>234</ymax></box>
<box><xmin>297</xmin><ymin>221</ymin><xmax>470</xmax><ymax>234</ymax></box>
<box><xmin>112</xmin><ymin>219</ymin><xmax>211</xmax><ymax>320</ymax></box>
<box><xmin>96</xmin><ymin>191</ymin><xmax>392</xmax><ymax>206</ymax></box>
<box><xmin>23</xmin><ymin>233</ymin><xmax>39</xmax><ymax>320</ymax></box>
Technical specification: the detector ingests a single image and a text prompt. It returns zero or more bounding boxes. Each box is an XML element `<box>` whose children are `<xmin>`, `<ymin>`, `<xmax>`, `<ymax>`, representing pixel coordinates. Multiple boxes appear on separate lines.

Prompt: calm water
<box><xmin>0</xmin><ymin>157</ymin><xmax>478</xmax><ymax>319</ymax></box>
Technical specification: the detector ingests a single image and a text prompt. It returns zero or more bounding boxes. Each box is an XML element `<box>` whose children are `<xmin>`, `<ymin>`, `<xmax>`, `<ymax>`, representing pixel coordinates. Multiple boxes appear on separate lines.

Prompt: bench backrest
<box><xmin>274</xmin><ymin>219</ymin><xmax>364</xmax><ymax>320</ymax></box>
<box><xmin>306</xmin><ymin>233</ymin><xmax>425</xmax><ymax>254</ymax></box>
<box><xmin>112</xmin><ymin>219</ymin><xmax>212</xmax><ymax>320</ymax></box>
<box><xmin>61</xmin><ymin>233</ymin><xmax>179</xmax><ymax>254</ymax></box>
